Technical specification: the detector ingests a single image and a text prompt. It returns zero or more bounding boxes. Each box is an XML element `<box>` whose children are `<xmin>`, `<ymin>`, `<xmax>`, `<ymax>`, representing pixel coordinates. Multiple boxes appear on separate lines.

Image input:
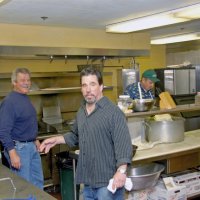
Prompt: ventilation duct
<box><xmin>0</xmin><ymin>46</ymin><xmax>149</xmax><ymax>60</ymax></box>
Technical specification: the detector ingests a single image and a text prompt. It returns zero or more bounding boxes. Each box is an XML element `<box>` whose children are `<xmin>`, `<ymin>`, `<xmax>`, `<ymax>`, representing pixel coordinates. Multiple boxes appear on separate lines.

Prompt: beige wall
<box><xmin>135</xmin><ymin>45</ymin><xmax>166</xmax><ymax>77</ymax></box>
<box><xmin>0</xmin><ymin>23</ymin><xmax>166</xmax><ymax>111</ymax></box>
<box><xmin>0</xmin><ymin>23</ymin><xmax>166</xmax><ymax>75</ymax></box>
<box><xmin>0</xmin><ymin>23</ymin><xmax>150</xmax><ymax>50</ymax></box>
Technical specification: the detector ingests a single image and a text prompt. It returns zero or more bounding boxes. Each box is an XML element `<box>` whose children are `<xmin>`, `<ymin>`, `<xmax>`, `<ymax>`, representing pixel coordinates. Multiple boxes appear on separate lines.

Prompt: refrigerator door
<box><xmin>165</xmin><ymin>68</ymin><xmax>196</xmax><ymax>95</ymax></box>
<box><xmin>174</xmin><ymin>69</ymin><xmax>190</xmax><ymax>95</ymax></box>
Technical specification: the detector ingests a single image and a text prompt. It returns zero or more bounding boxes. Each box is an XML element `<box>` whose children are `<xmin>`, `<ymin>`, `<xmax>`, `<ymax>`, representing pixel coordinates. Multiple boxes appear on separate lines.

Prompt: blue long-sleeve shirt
<box><xmin>0</xmin><ymin>91</ymin><xmax>38</xmax><ymax>151</ymax></box>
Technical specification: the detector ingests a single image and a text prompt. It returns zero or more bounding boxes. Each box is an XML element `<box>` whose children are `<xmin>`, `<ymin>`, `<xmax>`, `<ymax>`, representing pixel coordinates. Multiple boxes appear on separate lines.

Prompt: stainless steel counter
<box><xmin>125</xmin><ymin>104</ymin><xmax>200</xmax><ymax>118</ymax></box>
<box><xmin>133</xmin><ymin>129</ymin><xmax>200</xmax><ymax>164</ymax></box>
<box><xmin>0</xmin><ymin>164</ymin><xmax>56</xmax><ymax>200</ymax></box>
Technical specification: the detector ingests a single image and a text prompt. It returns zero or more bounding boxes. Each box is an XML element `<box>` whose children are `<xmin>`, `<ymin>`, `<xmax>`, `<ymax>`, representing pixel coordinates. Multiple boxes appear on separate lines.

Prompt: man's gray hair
<box><xmin>11</xmin><ymin>68</ymin><xmax>31</xmax><ymax>84</ymax></box>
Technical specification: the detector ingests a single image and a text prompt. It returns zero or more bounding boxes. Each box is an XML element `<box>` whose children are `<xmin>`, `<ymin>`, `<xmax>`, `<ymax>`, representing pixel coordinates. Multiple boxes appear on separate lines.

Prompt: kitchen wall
<box><xmin>0</xmin><ymin>23</ymin><xmax>166</xmax><ymax>121</ymax></box>
<box><xmin>166</xmin><ymin>40</ymin><xmax>200</xmax><ymax>65</ymax></box>
<box><xmin>0</xmin><ymin>23</ymin><xmax>150</xmax><ymax>49</ymax></box>
<box><xmin>0</xmin><ymin>22</ymin><xmax>166</xmax><ymax>72</ymax></box>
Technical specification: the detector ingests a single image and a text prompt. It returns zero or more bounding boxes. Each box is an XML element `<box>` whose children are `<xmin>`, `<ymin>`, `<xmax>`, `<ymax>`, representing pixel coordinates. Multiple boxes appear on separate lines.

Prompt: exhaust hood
<box><xmin>0</xmin><ymin>46</ymin><xmax>149</xmax><ymax>60</ymax></box>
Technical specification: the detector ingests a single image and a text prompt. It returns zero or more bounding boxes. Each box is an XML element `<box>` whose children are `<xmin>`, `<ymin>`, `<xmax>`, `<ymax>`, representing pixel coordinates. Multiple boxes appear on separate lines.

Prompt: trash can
<box><xmin>56</xmin><ymin>151</ymin><xmax>79</xmax><ymax>200</ymax></box>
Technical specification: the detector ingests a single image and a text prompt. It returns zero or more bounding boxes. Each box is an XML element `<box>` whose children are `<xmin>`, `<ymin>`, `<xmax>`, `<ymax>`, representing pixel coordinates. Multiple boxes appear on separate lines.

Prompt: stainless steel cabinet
<box><xmin>162</xmin><ymin>68</ymin><xmax>196</xmax><ymax>95</ymax></box>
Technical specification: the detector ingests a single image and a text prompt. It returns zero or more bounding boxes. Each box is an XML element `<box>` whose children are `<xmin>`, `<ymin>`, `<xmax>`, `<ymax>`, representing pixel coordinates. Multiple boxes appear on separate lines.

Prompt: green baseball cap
<box><xmin>142</xmin><ymin>69</ymin><xmax>160</xmax><ymax>83</ymax></box>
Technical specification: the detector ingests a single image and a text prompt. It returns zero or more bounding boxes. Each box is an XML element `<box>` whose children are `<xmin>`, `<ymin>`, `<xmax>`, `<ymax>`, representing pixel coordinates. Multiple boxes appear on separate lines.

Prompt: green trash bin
<box><xmin>56</xmin><ymin>152</ymin><xmax>80</xmax><ymax>200</ymax></box>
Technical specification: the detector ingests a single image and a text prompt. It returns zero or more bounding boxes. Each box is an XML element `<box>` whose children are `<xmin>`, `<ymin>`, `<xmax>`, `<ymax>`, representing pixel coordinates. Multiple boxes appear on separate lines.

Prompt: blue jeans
<box><xmin>4</xmin><ymin>141</ymin><xmax>44</xmax><ymax>190</ymax></box>
<box><xmin>83</xmin><ymin>185</ymin><xmax>124</xmax><ymax>200</ymax></box>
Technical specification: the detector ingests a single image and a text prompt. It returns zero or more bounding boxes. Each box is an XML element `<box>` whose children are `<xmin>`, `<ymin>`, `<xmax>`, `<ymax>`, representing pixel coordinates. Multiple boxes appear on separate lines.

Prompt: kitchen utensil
<box><xmin>144</xmin><ymin>116</ymin><xmax>185</xmax><ymax>143</ymax></box>
<box><xmin>127</xmin><ymin>162</ymin><xmax>165</xmax><ymax>191</ymax></box>
<box><xmin>132</xmin><ymin>99</ymin><xmax>155</xmax><ymax>112</ymax></box>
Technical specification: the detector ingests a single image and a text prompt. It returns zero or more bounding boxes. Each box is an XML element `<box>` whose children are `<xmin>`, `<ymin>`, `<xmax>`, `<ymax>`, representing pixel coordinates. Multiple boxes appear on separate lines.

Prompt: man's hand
<box><xmin>39</xmin><ymin>135</ymin><xmax>65</xmax><ymax>153</ymax></box>
<box><xmin>112</xmin><ymin>165</ymin><xmax>127</xmax><ymax>190</ymax></box>
<box><xmin>35</xmin><ymin>140</ymin><xmax>41</xmax><ymax>151</ymax></box>
<box><xmin>9</xmin><ymin>149</ymin><xmax>21</xmax><ymax>169</ymax></box>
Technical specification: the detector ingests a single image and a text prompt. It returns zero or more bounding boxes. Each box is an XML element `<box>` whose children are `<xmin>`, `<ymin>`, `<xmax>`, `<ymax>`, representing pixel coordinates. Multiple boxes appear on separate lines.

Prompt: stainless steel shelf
<box><xmin>125</xmin><ymin>104</ymin><xmax>200</xmax><ymax>118</ymax></box>
<box><xmin>0</xmin><ymin>86</ymin><xmax>113</xmax><ymax>97</ymax></box>
<box><xmin>0</xmin><ymin>71</ymin><xmax>112</xmax><ymax>79</ymax></box>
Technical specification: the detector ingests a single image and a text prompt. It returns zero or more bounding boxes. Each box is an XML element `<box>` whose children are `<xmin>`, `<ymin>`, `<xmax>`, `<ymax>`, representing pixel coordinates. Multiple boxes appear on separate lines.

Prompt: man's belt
<box><xmin>13</xmin><ymin>140</ymin><xmax>35</xmax><ymax>143</ymax></box>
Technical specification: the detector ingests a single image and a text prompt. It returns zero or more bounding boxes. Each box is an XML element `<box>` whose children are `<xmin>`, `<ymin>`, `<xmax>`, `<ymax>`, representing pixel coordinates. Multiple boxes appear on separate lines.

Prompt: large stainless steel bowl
<box><xmin>132</xmin><ymin>99</ymin><xmax>155</xmax><ymax>112</ymax></box>
<box><xmin>127</xmin><ymin>163</ymin><xmax>165</xmax><ymax>190</ymax></box>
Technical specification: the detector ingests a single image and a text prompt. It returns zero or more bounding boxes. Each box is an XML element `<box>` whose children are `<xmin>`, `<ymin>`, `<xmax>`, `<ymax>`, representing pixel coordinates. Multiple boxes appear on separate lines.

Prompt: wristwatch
<box><xmin>117</xmin><ymin>167</ymin><xmax>127</xmax><ymax>174</ymax></box>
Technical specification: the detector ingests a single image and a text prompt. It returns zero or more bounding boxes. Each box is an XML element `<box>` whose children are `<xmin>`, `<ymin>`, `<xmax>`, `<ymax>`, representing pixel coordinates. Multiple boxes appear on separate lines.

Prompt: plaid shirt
<box><xmin>124</xmin><ymin>82</ymin><xmax>155</xmax><ymax>99</ymax></box>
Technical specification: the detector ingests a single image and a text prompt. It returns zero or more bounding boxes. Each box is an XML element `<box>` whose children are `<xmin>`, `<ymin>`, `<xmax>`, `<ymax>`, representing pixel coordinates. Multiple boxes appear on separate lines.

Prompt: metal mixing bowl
<box><xmin>127</xmin><ymin>163</ymin><xmax>165</xmax><ymax>191</ymax></box>
<box><xmin>132</xmin><ymin>99</ymin><xmax>155</xmax><ymax>112</ymax></box>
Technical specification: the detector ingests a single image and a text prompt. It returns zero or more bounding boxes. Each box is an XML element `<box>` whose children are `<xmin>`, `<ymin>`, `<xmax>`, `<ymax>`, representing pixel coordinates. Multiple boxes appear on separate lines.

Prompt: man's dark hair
<box><xmin>80</xmin><ymin>66</ymin><xmax>103</xmax><ymax>85</ymax></box>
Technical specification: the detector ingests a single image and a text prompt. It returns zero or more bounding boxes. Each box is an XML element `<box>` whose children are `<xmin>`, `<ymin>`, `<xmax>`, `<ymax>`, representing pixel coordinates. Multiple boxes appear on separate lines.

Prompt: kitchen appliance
<box><xmin>144</xmin><ymin>117</ymin><xmax>185</xmax><ymax>143</ymax></box>
<box><xmin>42</xmin><ymin>105</ymin><xmax>69</xmax><ymax>133</ymax></box>
<box><xmin>121</xmin><ymin>62</ymin><xmax>140</xmax><ymax>93</ymax></box>
<box><xmin>127</xmin><ymin>163</ymin><xmax>165</xmax><ymax>191</ymax></box>
<box><xmin>155</xmin><ymin>67</ymin><xmax>196</xmax><ymax>95</ymax></box>
<box><xmin>155</xmin><ymin>67</ymin><xmax>200</xmax><ymax>131</ymax></box>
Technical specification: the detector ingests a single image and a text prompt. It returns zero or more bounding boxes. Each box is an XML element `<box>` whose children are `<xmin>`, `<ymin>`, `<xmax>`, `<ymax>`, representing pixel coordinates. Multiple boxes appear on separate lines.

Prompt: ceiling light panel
<box><xmin>106</xmin><ymin>13</ymin><xmax>188</xmax><ymax>33</ymax></box>
<box><xmin>174</xmin><ymin>4</ymin><xmax>200</xmax><ymax>19</ymax></box>
<box><xmin>106</xmin><ymin>3</ymin><xmax>200</xmax><ymax>33</ymax></box>
<box><xmin>151</xmin><ymin>33</ymin><xmax>200</xmax><ymax>44</ymax></box>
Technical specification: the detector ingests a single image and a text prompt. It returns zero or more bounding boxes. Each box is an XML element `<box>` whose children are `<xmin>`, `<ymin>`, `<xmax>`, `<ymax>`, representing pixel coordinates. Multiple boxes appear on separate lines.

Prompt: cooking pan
<box><xmin>144</xmin><ymin>117</ymin><xmax>185</xmax><ymax>143</ymax></box>
<box><xmin>132</xmin><ymin>99</ymin><xmax>155</xmax><ymax>112</ymax></box>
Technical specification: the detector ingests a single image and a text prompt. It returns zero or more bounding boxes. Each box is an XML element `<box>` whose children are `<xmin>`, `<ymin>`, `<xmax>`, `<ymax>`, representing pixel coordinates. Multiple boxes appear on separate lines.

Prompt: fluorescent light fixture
<box><xmin>151</xmin><ymin>32</ymin><xmax>200</xmax><ymax>44</ymax></box>
<box><xmin>0</xmin><ymin>0</ymin><xmax>11</xmax><ymax>6</ymax></box>
<box><xmin>106</xmin><ymin>3</ymin><xmax>200</xmax><ymax>33</ymax></box>
<box><xmin>174</xmin><ymin>4</ymin><xmax>200</xmax><ymax>19</ymax></box>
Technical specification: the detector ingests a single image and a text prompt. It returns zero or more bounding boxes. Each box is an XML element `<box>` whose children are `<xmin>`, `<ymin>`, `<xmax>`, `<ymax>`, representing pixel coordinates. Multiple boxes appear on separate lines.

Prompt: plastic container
<box><xmin>55</xmin><ymin>152</ymin><xmax>80</xmax><ymax>200</ymax></box>
<box><xmin>195</xmin><ymin>92</ymin><xmax>200</xmax><ymax>105</ymax></box>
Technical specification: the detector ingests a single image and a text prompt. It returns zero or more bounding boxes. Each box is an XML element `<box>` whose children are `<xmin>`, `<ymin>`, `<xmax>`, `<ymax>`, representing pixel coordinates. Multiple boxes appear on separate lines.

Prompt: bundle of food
<box><xmin>154</xmin><ymin>114</ymin><xmax>173</xmax><ymax>121</ymax></box>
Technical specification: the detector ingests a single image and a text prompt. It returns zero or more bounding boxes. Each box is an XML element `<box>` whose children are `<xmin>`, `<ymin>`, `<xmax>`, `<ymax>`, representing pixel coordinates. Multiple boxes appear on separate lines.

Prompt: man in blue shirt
<box><xmin>0</xmin><ymin>68</ymin><xmax>43</xmax><ymax>189</ymax></box>
<box><xmin>124</xmin><ymin>69</ymin><xmax>160</xmax><ymax>99</ymax></box>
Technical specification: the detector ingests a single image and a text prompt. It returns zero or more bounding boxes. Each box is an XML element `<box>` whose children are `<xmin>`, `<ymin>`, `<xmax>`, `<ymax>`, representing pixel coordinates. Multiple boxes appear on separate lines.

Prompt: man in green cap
<box><xmin>124</xmin><ymin>69</ymin><xmax>160</xmax><ymax>99</ymax></box>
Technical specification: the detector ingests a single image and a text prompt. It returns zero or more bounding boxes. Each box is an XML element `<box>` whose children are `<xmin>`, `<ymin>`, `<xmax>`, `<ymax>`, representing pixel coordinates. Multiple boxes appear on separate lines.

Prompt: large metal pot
<box><xmin>127</xmin><ymin>163</ymin><xmax>165</xmax><ymax>190</ymax></box>
<box><xmin>144</xmin><ymin>117</ymin><xmax>185</xmax><ymax>143</ymax></box>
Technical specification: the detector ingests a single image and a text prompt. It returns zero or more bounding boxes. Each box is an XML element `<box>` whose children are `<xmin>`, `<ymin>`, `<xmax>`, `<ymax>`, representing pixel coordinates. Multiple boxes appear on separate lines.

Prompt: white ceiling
<box><xmin>1</xmin><ymin>0</ymin><xmax>200</xmax><ymax>41</ymax></box>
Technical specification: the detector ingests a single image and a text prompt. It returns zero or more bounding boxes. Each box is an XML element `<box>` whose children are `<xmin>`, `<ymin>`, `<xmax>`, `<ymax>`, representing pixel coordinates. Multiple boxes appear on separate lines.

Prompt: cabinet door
<box><xmin>174</xmin><ymin>69</ymin><xmax>189</xmax><ymax>95</ymax></box>
<box><xmin>167</xmin><ymin>152</ymin><xmax>199</xmax><ymax>173</ymax></box>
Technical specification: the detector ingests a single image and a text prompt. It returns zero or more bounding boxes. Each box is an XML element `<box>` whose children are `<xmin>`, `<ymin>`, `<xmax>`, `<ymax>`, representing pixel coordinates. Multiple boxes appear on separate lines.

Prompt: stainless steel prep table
<box><xmin>0</xmin><ymin>164</ymin><xmax>56</xmax><ymax>200</ymax></box>
<box><xmin>133</xmin><ymin>129</ymin><xmax>200</xmax><ymax>173</ymax></box>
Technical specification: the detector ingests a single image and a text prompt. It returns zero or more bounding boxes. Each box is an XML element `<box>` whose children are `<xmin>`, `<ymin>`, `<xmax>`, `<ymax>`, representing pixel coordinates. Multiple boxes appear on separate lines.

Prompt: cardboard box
<box><xmin>126</xmin><ymin>188</ymin><xmax>153</xmax><ymax>200</ymax></box>
<box><xmin>173</xmin><ymin>172</ymin><xmax>200</xmax><ymax>198</ymax></box>
<box><xmin>148</xmin><ymin>180</ymin><xmax>187</xmax><ymax>200</ymax></box>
